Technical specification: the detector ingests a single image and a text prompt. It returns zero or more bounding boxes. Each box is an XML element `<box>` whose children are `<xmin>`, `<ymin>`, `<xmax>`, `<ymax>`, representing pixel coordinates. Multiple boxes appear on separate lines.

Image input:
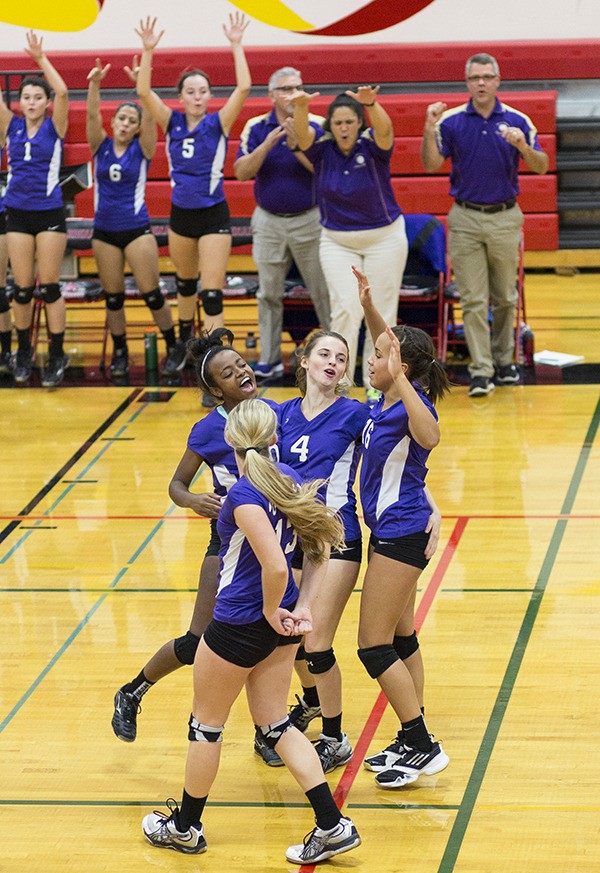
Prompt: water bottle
<box><xmin>144</xmin><ymin>329</ymin><xmax>159</xmax><ymax>373</ymax></box>
<box><xmin>244</xmin><ymin>331</ymin><xmax>258</xmax><ymax>369</ymax></box>
<box><xmin>520</xmin><ymin>323</ymin><xmax>535</xmax><ymax>367</ymax></box>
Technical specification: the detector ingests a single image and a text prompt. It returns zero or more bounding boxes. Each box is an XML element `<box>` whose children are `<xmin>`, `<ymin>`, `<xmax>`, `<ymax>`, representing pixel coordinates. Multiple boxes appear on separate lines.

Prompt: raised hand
<box><xmin>24</xmin><ymin>30</ymin><xmax>44</xmax><ymax>63</ymax></box>
<box><xmin>386</xmin><ymin>325</ymin><xmax>404</xmax><ymax>382</ymax></box>
<box><xmin>135</xmin><ymin>16</ymin><xmax>164</xmax><ymax>52</ymax></box>
<box><xmin>345</xmin><ymin>84</ymin><xmax>380</xmax><ymax>105</ymax></box>
<box><xmin>425</xmin><ymin>101</ymin><xmax>447</xmax><ymax>126</ymax></box>
<box><xmin>87</xmin><ymin>57</ymin><xmax>111</xmax><ymax>84</ymax></box>
<box><xmin>289</xmin><ymin>88</ymin><xmax>320</xmax><ymax>108</ymax></box>
<box><xmin>123</xmin><ymin>55</ymin><xmax>140</xmax><ymax>84</ymax></box>
<box><xmin>223</xmin><ymin>11</ymin><xmax>249</xmax><ymax>45</ymax></box>
<box><xmin>352</xmin><ymin>264</ymin><xmax>373</xmax><ymax>309</ymax></box>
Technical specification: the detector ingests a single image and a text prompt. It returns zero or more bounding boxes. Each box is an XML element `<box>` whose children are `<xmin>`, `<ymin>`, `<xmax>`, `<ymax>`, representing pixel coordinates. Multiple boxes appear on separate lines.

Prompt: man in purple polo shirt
<box><xmin>421</xmin><ymin>53</ymin><xmax>548</xmax><ymax>397</ymax></box>
<box><xmin>234</xmin><ymin>67</ymin><xmax>330</xmax><ymax>380</ymax></box>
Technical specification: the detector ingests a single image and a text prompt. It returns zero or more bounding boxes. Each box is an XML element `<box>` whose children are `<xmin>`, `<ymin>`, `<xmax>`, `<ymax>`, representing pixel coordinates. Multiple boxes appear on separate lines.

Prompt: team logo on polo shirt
<box><xmin>355</xmin><ymin>155</ymin><xmax>366</xmax><ymax>167</ymax></box>
<box><xmin>496</xmin><ymin>122</ymin><xmax>509</xmax><ymax>135</ymax></box>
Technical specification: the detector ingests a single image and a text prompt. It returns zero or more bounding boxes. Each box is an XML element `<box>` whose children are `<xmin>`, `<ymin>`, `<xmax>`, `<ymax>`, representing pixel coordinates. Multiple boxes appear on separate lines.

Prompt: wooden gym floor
<box><xmin>0</xmin><ymin>270</ymin><xmax>599</xmax><ymax>872</ymax></box>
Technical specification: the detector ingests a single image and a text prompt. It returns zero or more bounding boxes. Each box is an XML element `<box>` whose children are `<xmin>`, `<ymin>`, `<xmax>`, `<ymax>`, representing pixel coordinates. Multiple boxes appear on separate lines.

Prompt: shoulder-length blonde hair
<box><xmin>225</xmin><ymin>399</ymin><xmax>345</xmax><ymax>563</ymax></box>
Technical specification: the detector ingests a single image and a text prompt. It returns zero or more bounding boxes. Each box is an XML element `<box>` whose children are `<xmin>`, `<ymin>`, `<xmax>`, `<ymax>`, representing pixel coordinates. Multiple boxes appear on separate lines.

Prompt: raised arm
<box><xmin>218</xmin><ymin>12</ymin><xmax>251</xmax><ymax>137</ymax></box>
<box><xmin>386</xmin><ymin>326</ymin><xmax>440</xmax><ymax>450</ymax></box>
<box><xmin>25</xmin><ymin>31</ymin><xmax>68</xmax><ymax>138</ymax></box>
<box><xmin>124</xmin><ymin>55</ymin><xmax>157</xmax><ymax>160</ymax></box>
<box><xmin>0</xmin><ymin>87</ymin><xmax>13</xmax><ymax>144</ymax></box>
<box><xmin>346</xmin><ymin>85</ymin><xmax>394</xmax><ymax>150</ymax></box>
<box><xmin>86</xmin><ymin>58</ymin><xmax>110</xmax><ymax>154</ymax></box>
<box><xmin>353</xmin><ymin>264</ymin><xmax>387</xmax><ymax>343</ymax></box>
<box><xmin>500</xmin><ymin>126</ymin><xmax>549</xmax><ymax>175</ymax></box>
<box><xmin>421</xmin><ymin>101</ymin><xmax>447</xmax><ymax>173</ymax></box>
<box><xmin>291</xmin><ymin>89</ymin><xmax>319</xmax><ymax>150</ymax></box>
<box><xmin>135</xmin><ymin>17</ymin><xmax>172</xmax><ymax>134</ymax></box>
<box><xmin>234</xmin><ymin>124</ymin><xmax>286</xmax><ymax>181</ymax></box>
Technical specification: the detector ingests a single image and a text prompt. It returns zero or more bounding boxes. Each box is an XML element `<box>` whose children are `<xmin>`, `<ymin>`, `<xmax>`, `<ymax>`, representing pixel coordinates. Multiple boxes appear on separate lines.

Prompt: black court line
<box><xmin>438</xmin><ymin>393</ymin><xmax>600</xmax><ymax>873</ymax></box>
<box><xmin>0</xmin><ymin>389</ymin><xmax>140</xmax><ymax>548</ymax></box>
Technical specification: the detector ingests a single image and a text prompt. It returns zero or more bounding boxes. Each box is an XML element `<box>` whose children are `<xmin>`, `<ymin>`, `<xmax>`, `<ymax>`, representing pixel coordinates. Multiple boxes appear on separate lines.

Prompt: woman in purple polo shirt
<box><xmin>292</xmin><ymin>86</ymin><xmax>408</xmax><ymax>404</ymax></box>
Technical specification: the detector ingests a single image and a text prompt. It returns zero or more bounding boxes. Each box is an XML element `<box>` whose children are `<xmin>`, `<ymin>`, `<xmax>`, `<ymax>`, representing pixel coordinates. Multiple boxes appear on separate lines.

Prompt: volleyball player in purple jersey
<box><xmin>0</xmin><ymin>169</ymin><xmax>13</xmax><ymax>375</ymax></box>
<box><xmin>0</xmin><ymin>31</ymin><xmax>69</xmax><ymax>387</ymax></box>
<box><xmin>86</xmin><ymin>57</ymin><xmax>178</xmax><ymax>379</ymax></box>
<box><xmin>111</xmin><ymin>328</ymin><xmax>276</xmax><ymax>742</ymax></box>
<box><xmin>135</xmin><ymin>15</ymin><xmax>251</xmax><ymax>392</ymax></box>
<box><xmin>141</xmin><ymin>398</ymin><xmax>361</xmax><ymax>865</ymax></box>
<box><xmin>352</xmin><ymin>265</ymin><xmax>451</xmax><ymax>789</ymax></box>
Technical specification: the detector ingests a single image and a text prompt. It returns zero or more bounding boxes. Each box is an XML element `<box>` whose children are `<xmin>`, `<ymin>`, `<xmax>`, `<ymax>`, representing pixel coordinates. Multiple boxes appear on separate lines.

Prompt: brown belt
<box><xmin>455</xmin><ymin>198</ymin><xmax>516</xmax><ymax>214</ymax></box>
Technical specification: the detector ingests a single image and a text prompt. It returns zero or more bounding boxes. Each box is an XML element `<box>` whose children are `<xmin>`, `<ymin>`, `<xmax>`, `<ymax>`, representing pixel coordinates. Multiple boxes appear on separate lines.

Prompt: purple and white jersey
<box><xmin>5</xmin><ymin>116</ymin><xmax>63</xmax><ymax>210</ymax></box>
<box><xmin>277</xmin><ymin>396</ymin><xmax>368</xmax><ymax>542</ymax></box>
<box><xmin>214</xmin><ymin>463</ymin><xmax>301</xmax><ymax>624</ymax></box>
<box><xmin>93</xmin><ymin>136</ymin><xmax>150</xmax><ymax>231</ymax></box>
<box><xmin>166</xmin><ymin>110</ymin><xmax>227</xmax><ymax>209</ymax></box>
<box><xmin>186</xmin><ymin>399</ymin><xmax>279</xmax><ymax>498</ymax></box>
<box><xmin>360</xmin><ymin>391</ymin><xmax>437</xmax><ymax>538</ymax></box>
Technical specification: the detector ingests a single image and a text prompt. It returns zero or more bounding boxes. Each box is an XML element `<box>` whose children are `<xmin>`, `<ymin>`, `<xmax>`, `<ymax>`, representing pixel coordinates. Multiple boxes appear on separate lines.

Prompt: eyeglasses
<box><xmin>272</xmin><ymin>85</ymin><xmax>301</xmax><ymax>93</ymax></box>
<box><xmin>467</xmin><ymin>74</ymin><xmax>498</xmax><ymax>82</ymax></box>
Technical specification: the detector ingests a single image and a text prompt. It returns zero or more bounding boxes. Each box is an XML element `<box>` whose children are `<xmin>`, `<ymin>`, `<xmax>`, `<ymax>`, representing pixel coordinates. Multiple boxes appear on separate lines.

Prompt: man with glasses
<box><xmin>421</xmin><ymin>53</ymin><xmax>548</xmax><ymax>397</ymax></box>
<box><xmin>235</xmin><ymin>67</ymin><xmax>330</xmax><ymax>381</ymax></box>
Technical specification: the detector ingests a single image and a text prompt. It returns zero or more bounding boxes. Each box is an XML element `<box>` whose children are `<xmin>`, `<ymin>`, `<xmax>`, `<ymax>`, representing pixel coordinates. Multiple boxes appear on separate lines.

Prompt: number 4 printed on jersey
<box><xmin>290</xmin><ymin>434</ymin><xmax>310</xmax><ymax>463</ymax></box>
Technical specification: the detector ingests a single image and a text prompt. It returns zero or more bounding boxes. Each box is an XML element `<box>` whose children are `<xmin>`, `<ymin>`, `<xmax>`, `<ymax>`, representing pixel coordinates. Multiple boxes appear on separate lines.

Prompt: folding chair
<box><xmin>398</xmin><ymin>213</ymin><xmax>448</xmax><ymax>359</ymax></box>
<box><xmin>442</xmin><ymin>230</ymin><xmax>525</xmax><ymax>364</ymax></box>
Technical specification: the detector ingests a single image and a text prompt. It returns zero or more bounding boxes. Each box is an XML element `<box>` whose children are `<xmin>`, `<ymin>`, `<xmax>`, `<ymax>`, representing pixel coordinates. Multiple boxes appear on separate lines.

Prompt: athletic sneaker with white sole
<box><xmin>363</xmin><ymin>730</ymin><xmax>404</xmax><ymax>772</ymax></box>
<box><xmin>314</xmin><ymin>732</ymin><xmax>353</xmax><ymax>774</ymax></box>
<box><xmin>285</xmin><ymin>816</ymin><xmax>361</xmax><ymax>864</ymax></box>
<box><xmin>374</xmin><ymin>741</ymin><xmax>449</xmax><ymax>789</ymax></box>
<box><xmin>288</xmin><ymin>693</ymin><xmax>321</xmax><ymax>733</ymax></box>
<box><xmin>142</xmin><ymin>800</ymin><xmax>207</xmax><ymax>855</ymax></box>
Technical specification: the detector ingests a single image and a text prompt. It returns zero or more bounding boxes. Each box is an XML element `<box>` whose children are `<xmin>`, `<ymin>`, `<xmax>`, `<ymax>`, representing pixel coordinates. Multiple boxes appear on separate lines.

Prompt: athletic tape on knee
<box><xmin>306</xmin><ymin>648</ymin><xmax>336</xmax><ymax>675</ymax></box>
<box><xmin>13</xmin><ymin>284</ymin><xmax>35</xmax><ymax>305</ymax></box>
<box><xmin>176</xmin><ymin>276</ymin><xmax>198</xmax><ymax>298</ymax></box>
<box><xmin>257</xmin><ymin>716</ymin><xmax>292</xmax><ymax>749</ymax></box>
<box><xmin>142</xmin><ymin>287</ymin><xmax>165</xmax><ymax>311</ymax></box>
<box><xmin>201</xmin><ymin>288</ymin><xmax>223</xmax><ymax>316</ymax></box>
<box><xmin>0</xmin><ymin>287</ymin><xmax>9</xmax><ymax>313</ymax></box>
<box><xmin>393</xmin><ymin>631</ymin><xmax>419</xmax><ymax>660</ymax></box>
<box><xmin>188</xmin><ymin>713</ymin><xmax>224</xmax><ymax>743</ymax></box>
<box><xmin>357</xmin><ymin>644</ymin><xmax>399</xmax><ymax>679</ymax></box>
<box><xmin>105</xmin><ymin>292</ymin><xmax>126</xmax><ymax>312</ymax></box>
<box><xmin>38</xmin><ymin>283</ymin><xmax>62</xmax><ymax>304</ymax></box>
<box><xmin>173</xmin><ymin>630</ymin><xmax>201</xmax><ymax>665</ymax></box>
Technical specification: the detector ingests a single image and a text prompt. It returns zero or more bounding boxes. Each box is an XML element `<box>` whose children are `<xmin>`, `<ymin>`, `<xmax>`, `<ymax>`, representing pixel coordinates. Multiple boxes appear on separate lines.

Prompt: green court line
<box><xmin>0</xmin><ymin>798</ymin><xmax>460</xmax><ymax>811</ymax></box>
<box><xmin>438</xmin><ymin>394</ymin><xmax>600</xmax><ymax>873</ymax></box>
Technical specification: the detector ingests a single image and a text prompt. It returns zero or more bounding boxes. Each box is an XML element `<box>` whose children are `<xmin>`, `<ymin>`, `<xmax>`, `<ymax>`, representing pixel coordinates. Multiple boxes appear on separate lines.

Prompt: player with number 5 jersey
<box><xmin>135</xmin><ymin>14</ymin><xmax>251</xmax><ymax>393</ymax></box>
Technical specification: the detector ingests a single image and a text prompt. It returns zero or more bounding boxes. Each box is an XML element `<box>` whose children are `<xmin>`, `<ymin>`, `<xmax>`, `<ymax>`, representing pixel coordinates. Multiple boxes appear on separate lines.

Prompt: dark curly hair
<box><xmin>187</xmin><ymin>327</ymin><xmax>236</xmax><ymax>393</ymax></box>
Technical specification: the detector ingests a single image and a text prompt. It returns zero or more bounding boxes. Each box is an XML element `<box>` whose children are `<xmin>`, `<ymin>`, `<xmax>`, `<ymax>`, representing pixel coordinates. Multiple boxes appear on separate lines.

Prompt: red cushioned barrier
<box><xmin>1</xmin><ymin>42</ymin><xmax>598</xmax><ymax>88</ymax></box>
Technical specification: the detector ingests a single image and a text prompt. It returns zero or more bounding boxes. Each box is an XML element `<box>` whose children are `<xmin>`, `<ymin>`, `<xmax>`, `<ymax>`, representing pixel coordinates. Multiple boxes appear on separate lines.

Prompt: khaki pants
<box><xmin>252</xmin><ymin>206</ymin><xmax>330</xmax><ymax>365</ymax></box>
<box><xmin>448</xmin><ymin>202</ymin><xmax>523</xmax><ymax>378</ymax></box>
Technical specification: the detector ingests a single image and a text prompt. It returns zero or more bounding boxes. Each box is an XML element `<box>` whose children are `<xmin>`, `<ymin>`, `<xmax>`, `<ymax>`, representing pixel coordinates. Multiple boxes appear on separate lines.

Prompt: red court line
<box><xmin>299</xmin><ymin>516</ymin><xmax>468</xmax><ymax>873</ymax></box>
<box><xmin>1</xmin><ymin>513</ymin><xmax>599</xmax><ymax>522</ymax></box>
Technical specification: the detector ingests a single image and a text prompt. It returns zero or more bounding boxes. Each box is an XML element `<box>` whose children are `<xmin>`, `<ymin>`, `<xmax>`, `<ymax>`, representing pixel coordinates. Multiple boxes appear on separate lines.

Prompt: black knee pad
<box><xmin>105</xmin><ymin>292</ymin><xmax>126</xmax><ymax>312</ymax></box>
<box><xmin>38</xmin><ymin>283</ymin><xmax>62</xmax><ymax>304</ymax></box>
<box><xmin>256</xmin><ymin>716</ymin><xmax>292</xmax><ymax>749</ymax></box>
<box><xmin>306</xmin><ymin>648</ymin><xmax>336</xmax><ymax>675</ymax></box>
<box><xmin>13</xmin><ymin>284</ymin><xmax>35</xmax><ymax>305</ymax></box>
<box><xmin>142</xmin><ymin>287</ymin><xmax>165</xmax><ymax>311</ymax></box>
<box><xmin>200</xmin><ymin>288</ymin><xmax>223</xmax><ymax>316</ymax></box>
<box><xmin>357</xmin><ymin>644</ymin><xmax>399</xmax><ymax>679</ymax></box>
<box><xmin>176</xmin><ymin>275</ymin><xmax>198</xmax><ymax>297</ymax></box>
<box><xmin>188</xmin><ymin>713</ymin><xmax>224</xmax><ymax>743</ymax></box>
<box><xmin>295</xmin><ymin>644</ymin><xmax>306</xmax><ymax>662</ymax></box>
<box><xmin>393</xmin><ymin>631</ymin><xmax>419</xmax><ymax>660</ymax></box>
<box><xmin>174</xmin><ymin>630</ymin><xmax>201</xmax><ymax>665</ymax></box>
<box><xmin>0</xmin><ymin>287</ymin><xmax>9</xmax><ymax>313</ymax></box>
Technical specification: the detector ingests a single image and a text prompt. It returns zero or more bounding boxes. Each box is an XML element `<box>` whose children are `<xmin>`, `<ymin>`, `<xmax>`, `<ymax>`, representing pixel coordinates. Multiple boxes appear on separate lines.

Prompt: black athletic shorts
<box><xmin>203</xmin><ymin>612</ymin><xmax>302</xmax><ymax>668</ymax></box>
<box><xmin>169</xmin><ymin>200</ymin><xmax>231</xmax><ymax>239</ymax></box>
<box><xmin>291</xmin><ymin>537</ymin><xmax>362</xmax><ymax>571</ymax></box>
<box><xmin>0</xmin><ymin>211</ymin><xmax>6</xmax><ymax>235</ymax></box>
<box><xmin>92</xmin><ymin>224</ymin><xmax>153</xmax><ymax>249</ymax></box>
<box><xmin>369</xmin><ymin>530</ymin><xmax>430</xmax><ymax>570</ymax></box>
<box><xmin>204</xmin><ymin>518</ymin><xmax>221</xmax><ymax>558</ymax></box>
<box><xmin>6</xmin><ymin>206</ymin><xmax>66</xmax><ymax>236</ymax></box>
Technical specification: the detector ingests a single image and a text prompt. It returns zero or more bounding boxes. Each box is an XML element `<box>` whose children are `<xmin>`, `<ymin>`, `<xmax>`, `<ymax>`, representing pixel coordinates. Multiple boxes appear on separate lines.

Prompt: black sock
<box><xmin>177</xmin><ymin>789</ymin><xmax>207</xmax><ymax>831</ymax></box>
<box><xmin>17</xmin><ymin>328</ymin><xmax>31</xmax><ymax>352</ymax></box>
<box><xmin>49</xmin><ymin>332</ymin><xmax>64</xmax><ymax>358</ymax></box>
<box><xmin>162</xmin><ymin>326</ymin><xmax>176</xmax><ymax>349</ymax></box>
<box><xmin>179</xmin><ymin>319</ymin><xmax>194</xmax><ymax>344</ymax></box>
<box><xmin>401</xmin><ymin>714</ymin><xmax>433</xmax><ymax>753</ymax></box>
<box><xmin>0</xmin><ymin>330</ymin><xmax>11</xmax><ymax>355</ymax></box>
<box><xmin>322</xmin><ymin>713</ymin><xmax>342</xmax><ymax>742</ymax></box>
<box><xmin>122</xmin><ymin>670</ymin><xmax>154</xmax><ymax>701</ymax></box>
<box><xmin>111</xmin><ymin>333</ymin><xmax>127</xmax><ymax>352</ymax></box>
<box><xmin>305</xmin><ymin>782</ymin><xmax>341</xmax><ymax>832</ymax></box>
<box><xmin>302</xmin><ymin>685</ymin><xmax>320</xmax><ymax>708</ymax></box>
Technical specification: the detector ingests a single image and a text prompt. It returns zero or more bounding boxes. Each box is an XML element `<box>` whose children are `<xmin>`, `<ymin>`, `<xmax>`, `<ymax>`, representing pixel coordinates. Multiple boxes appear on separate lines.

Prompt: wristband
<box><xmin>291</xmin><ymin>145</ymin><xmax>302</xmax><ymax>152</ymax></box>
<box><xmin>364</xmin><ymin>101</ymin><xmax>376</xmax><ymax>107</ymax></box>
